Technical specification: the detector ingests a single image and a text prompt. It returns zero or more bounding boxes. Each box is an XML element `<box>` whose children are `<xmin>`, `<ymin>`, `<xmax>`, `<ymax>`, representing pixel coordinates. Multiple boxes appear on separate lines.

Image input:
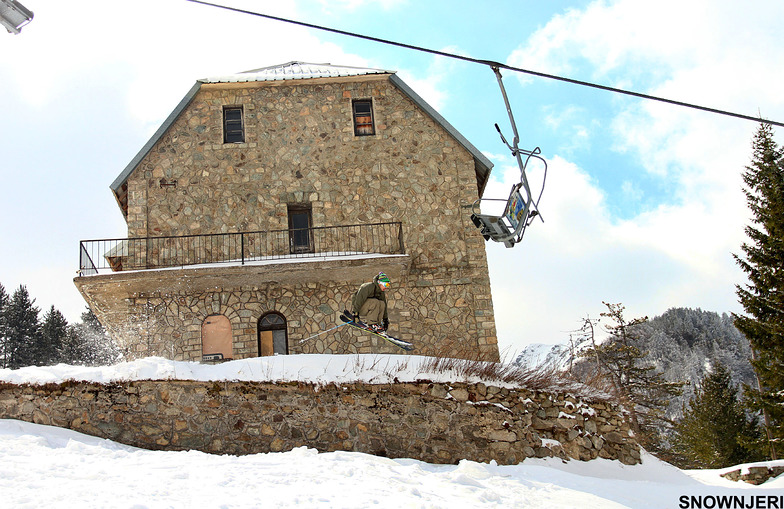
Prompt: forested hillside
<box><xmin>634</xmin><ymin>308</ymin><xmax>754</xmax><ymax>419</ymax></box>
<box><xmin>515</xmin><ymin>307</ymin><xmax>755</xmax><ymax>419</ymax></box>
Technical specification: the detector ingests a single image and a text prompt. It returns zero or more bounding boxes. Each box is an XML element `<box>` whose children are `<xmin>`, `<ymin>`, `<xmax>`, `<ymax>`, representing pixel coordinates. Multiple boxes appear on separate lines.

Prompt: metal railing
<box><xmin>78</xmin><ymin>222</ymin><xmax>404</xmax><ymax>276</ymax></box>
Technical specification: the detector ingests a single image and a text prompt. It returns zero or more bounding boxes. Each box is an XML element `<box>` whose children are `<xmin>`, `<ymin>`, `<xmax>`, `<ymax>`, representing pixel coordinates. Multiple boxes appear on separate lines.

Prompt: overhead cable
<box><xmin>186</xmin><ymin>0</ymin><xmax>783</xmax><ymax>128</ymax></box>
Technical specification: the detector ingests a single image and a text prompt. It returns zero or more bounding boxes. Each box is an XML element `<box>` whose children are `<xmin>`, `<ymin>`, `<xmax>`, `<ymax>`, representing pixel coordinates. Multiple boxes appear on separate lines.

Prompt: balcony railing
<box><xmin>78</xmin><ymin>222</ymin><xmax>404</xmax><ymax>276</ymax></box>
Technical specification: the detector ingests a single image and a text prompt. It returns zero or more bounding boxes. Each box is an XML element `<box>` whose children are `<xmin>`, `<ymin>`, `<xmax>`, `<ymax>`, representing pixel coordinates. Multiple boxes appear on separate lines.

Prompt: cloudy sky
<box><xmin>1</xmin><ymin>0</ymin><xmax>783</xmax><ymax>355</ymax></box>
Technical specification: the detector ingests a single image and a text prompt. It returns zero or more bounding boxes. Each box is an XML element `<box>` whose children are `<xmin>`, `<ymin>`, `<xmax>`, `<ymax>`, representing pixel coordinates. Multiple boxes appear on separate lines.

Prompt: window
<box><xmin>258</xmin><ymin>312</ymin><xmax>288</xmax><ymax>356</ymax></box>
<box><xmin>202</xmin><ymin>314</ymin><xmax>233</xmax><ymax>361</ymax></box>
<box><xmin>223</xmin><ymin>106</ymin><xmax>244</xmax><ymax>143</ymax></box>
<box><xmin>287</xmin><ymin>204</ymin><xmax>314</xmax><ymax>254</ymax></box>
<box><xmin>352</xmin><ymin>99</ymin><xmax>375</xmax><ymax>136</ymax></box>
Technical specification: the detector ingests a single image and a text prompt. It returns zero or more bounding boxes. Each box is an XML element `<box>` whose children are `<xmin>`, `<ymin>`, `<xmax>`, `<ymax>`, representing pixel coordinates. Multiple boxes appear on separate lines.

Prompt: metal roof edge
<box><xmin>238</xmin><ymin>61</ymin><xmax>395</xmax><ymax>75</ymax></box>
<box><xmin>388</xmin><ymin>73</ymin><xmax>493</xmax><ymax>176</ymax></box>
<box><xmin>198</xmin><ymin>62</ymin><xmax>395</xmax><ymax>84</ymax></box>
<box><xmin>110</xmin><ymin>82</ymin><xmax>203</xmax><ymax>194</ymax></box>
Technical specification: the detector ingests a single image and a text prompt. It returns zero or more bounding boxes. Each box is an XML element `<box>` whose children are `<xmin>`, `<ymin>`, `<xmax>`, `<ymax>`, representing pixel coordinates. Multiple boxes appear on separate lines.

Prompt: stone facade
<box><xmin>76</xmin><ymin>64</ymin><xmax>500</xmax><ymax>362</ymax></box>
<box><xmin>0</xmin><ymin>379</ymin><xmax>641</xmax><ymax>466</ymax></box>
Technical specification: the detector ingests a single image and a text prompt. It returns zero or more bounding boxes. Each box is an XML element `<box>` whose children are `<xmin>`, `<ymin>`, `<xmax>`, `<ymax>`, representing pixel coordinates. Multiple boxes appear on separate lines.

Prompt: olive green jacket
<box><xmin>352</xmin><ymin>280</ymin><xmax>388</xmax><ymax>320</ymax></box>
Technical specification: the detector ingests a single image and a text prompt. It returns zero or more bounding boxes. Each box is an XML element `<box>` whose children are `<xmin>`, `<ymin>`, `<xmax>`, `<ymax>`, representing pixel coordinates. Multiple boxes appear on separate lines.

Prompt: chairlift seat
<box><xmin>471</xmin><ymin>212</ymin><xmax>516</xmax><ymax>248</ymax></box>
<box><xmin>471</xmin><ymin>187</ymin><xmax>532</xmax><ymax>248</ymax></box>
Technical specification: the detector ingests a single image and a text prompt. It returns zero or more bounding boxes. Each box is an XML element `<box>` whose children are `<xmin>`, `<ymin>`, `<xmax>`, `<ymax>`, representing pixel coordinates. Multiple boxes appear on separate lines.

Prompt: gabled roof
<box><xmin>111</xmin><ymin>62</ymin><xmax>493</xmax><ymax>214</ymax></box>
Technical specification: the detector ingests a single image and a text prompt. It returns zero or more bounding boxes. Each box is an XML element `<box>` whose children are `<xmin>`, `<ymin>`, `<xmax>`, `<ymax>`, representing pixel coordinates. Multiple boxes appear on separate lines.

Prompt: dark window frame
<box><xmin>352</xmin><ymin>99</ymin><xmax>375</xmax><ymax>137</ymax></box>
<box><xmin>287</xmin><ymin>203</ymin><xmax>314</xmax><ymax>254</ymax></box>
<box><xmin>223</xmin><ymin>106</ymin><xmax>245</xmax><ymax>144</ymax></box>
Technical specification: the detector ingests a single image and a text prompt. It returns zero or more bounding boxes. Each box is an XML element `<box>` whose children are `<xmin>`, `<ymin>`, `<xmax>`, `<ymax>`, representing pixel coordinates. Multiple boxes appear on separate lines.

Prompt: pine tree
<box><xmin>582</xmin><ymin>302</ymin><xmax>684</xmax><ymax>450</ymax></box>
<box><xmin>671</xmin><ymin>362</ymin><xmax>764</xmax><ymax>468</ymax></box>
<box><xmin>39</xmin><ymin>306</ymin><xmax>68</xmax><ymax>366</ymax></box>
<box><xmin>0</xmin><ymin>283</ymin><xmax>9</xmax><ymax>368</ymax></box>
<box><xmin>60</xmin><ymin>307</ymin><xmax>120</xmax><ymax>366</ymax></box>
<box><xmin>59</xmin><ymin>326</ymin><xmax>86</xmax><ymax>365</ymax></box>
<box><xmin>4</xmin><ymin>285</ymin><xmax>41</xmax><ymax>369</ymax></box>
<box><xmin>733</xmin><ymin>122</ymin><xmax>784</xmax><ymax>460</ymax></box>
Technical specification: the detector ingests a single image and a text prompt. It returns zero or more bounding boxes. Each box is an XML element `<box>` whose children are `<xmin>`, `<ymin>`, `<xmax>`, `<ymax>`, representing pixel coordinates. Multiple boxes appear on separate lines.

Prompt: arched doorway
<box><xmin>202</xmin><ymin>314</ymin><xmax>233</xmax><ymax>361</ymax></box>
<box><xmin>258</xmin><ymin>312</ymin><xmax>288</xmax><ymax>356</ymax></box>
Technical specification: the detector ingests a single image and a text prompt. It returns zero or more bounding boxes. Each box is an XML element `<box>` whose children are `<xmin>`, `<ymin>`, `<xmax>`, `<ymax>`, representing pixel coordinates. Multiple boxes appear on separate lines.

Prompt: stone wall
<box><xmin>721</xmin><ymin>466</ymin><xmax>784</xmax><ymax>485</ymax></box>
<box><xmin>118</xmin><ymin>275</ymin><xmax>493</xmax><ymax>360</ymax></box>
<box><xmin>0</xmin><ymin>379</ymin><xmax>641</xmax><ymax>466</ymax></box>
<box><xmin>78</xmin><ymin>72</ymin><xmax>500</xmax><ymax>362</ymax></box>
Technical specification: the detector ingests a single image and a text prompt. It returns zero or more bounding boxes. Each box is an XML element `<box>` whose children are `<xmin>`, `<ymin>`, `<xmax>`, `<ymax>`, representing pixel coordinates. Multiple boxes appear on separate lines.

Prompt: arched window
<box><xmin>258</xmin><ymin>312</ymin><xmax>288</xmax><ymax>356</ymax></box>
<box><xmin>202</xmin><ymin>314</ymin><xmax>233</xmax><ymax>361</ymax></box>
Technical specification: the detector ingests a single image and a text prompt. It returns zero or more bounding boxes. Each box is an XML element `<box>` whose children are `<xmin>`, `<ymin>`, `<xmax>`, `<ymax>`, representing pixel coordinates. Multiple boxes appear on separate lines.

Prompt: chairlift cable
<box><xmin>186</xmin><ymin>0</ymin><xmax>783</xmax><ymax>128</ymax></box>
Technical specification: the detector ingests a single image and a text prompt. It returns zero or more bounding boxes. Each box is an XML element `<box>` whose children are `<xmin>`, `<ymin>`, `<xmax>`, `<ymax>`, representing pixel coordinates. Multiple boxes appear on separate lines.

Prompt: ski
<box><xmin>339</xmin><ymin>310</ymin><xmax>414</xmax><ymax>351</ymax></box>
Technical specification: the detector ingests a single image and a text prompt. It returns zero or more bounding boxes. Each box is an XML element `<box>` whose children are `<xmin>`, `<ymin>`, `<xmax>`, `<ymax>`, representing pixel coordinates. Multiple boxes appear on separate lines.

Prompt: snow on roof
<box><xmin>198</xmin><ymin>61</ymin><xmax>394</xmax><ymax>84</ymax></box>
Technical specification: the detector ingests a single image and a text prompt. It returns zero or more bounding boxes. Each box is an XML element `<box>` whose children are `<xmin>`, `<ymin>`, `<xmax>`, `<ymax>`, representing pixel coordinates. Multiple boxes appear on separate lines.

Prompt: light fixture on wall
<box><xmin>0</xmin><ymin>0</ymin><xmax>33</xmax><ymax>34</ymax></box>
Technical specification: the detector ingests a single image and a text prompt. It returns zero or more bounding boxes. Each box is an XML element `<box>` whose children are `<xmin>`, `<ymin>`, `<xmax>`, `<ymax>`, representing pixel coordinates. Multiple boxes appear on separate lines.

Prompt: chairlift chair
<box><xmin>471</xmin><ymin>66</ymin><xmax>547</xmax><ymax>248</ymax></box>
<box><xmin>0</xmin><ymin>0</ymin><xmax>33</xmax><ymax>34</ymax></box>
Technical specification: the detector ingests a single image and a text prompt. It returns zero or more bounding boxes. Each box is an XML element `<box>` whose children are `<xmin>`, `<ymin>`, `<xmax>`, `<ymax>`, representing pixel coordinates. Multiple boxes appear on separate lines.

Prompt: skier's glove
<box><xmin>382</xmin><ymin>318</ymin><xmax>389</xmax><ymax>331</ymax></box>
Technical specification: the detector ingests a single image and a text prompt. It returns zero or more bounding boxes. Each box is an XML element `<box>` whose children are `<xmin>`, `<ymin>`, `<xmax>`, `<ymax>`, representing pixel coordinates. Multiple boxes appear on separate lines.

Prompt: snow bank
<box><xmin>1</xmin><ymin>419</ymin><xmax>780</xmax><ymax>509</ymax></box>
<box><xmin>0</xmin><ymin>354</ymin><xmax>547</xmax><ymax>388</ymax></box>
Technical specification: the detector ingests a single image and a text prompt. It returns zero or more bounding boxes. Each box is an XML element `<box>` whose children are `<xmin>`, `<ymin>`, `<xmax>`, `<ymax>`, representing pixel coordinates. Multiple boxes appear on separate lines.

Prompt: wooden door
<box><xmin>259</xmin><ymin>330</ymin><xmax>274</xmax><ymax>356</ymax></box>
<box><xmin>202</xmin><ymin>315</ymin><xmax>232</xmax><ymax>360</ymax></box>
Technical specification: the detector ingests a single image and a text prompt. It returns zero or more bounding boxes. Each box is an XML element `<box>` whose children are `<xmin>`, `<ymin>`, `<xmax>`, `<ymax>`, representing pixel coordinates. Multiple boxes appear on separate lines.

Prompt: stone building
<box><xmin>75</xmin><ymin>62</ymin><xmax>499</xmax><ymax>362</ymax></box>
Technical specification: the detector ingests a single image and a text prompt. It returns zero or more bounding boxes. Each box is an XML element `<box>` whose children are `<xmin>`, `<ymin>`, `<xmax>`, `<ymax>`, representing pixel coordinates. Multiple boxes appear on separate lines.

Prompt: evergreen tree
<box><xmin>59</xmin><ymin>325</ymin><xmax>86</xmax><ymax>365</ymax></box>
<box><xmin>733</xmin><ymin>122</ymin><xmax>784</xmax><ymax>460</ymax></box>
<box><xmin>0</xmin><ymin>283</ymin><xmax>9</xmax><ymax>368</ymax></box>
<box><xmin>61</xmin><ymin>307</ymin><xmax>120</xmax><ymax>366</ymax></box>
<box><xmin>671</xmin><ymin>362</ymin><xmax>764</xmax><ymax>468</ymax></box>
<box><xmin>582</xmin><ymin>302</ymin><xmax>684</xmax><ymax>450</ymax></box>
<box><xmin>39</xmin><ymin>306</ymin><xmax>68</xmax><ymax>366</ymax></box>
<box><xmin>4</xmin><ymin>285</ymin><xmax>41</xmax><ymax>368</ymax></box>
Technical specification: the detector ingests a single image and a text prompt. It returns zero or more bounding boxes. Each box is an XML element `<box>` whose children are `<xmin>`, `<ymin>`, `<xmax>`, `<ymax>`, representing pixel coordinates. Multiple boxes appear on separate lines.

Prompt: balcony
<box><xmin>78</xmin><ymin>222</ymin><xmax>405</xmax><ymax>276</ymax></box>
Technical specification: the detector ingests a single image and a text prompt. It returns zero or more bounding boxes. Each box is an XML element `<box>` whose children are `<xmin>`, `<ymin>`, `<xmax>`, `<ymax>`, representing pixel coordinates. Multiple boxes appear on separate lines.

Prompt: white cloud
<box><xmin>542</xmin><ymin>105</ymin><xmax>597</xmax><ymax>155</ymax></box>
<box><xmin>0</xmin><ymin>1</ymin><xmax>371</xmax><ymax>126</ymax></box>
<box><xmin>489</xmin><ymin>0</ymin><xmax>784</xmax><ymax>350</ymax></box>
<box><xmin>396</xmin><ymin>47</ymin><xmax>469</xmax><ymax>112</ymax></box>
<box><xmin>488</xmin><ymin>155</ymin><xmax>743</xmax><ymax>349</ymax></box>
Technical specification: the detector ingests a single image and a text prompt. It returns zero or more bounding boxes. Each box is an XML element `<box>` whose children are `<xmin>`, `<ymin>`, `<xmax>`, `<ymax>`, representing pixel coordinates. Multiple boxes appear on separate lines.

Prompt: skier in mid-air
<box><xmin>351</xmin><ymin>272</ymin><xmax>391</xmax><ymax>333</ymax></box>
<box><xmin>340</xmin><ymin>272</ymin><xmax>412</xmax><ymax>351</ymax></box>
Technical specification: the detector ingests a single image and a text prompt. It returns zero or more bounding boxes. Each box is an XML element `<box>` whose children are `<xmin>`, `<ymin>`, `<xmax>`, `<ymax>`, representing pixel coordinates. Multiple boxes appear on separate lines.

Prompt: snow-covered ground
<box><xmin>0</xmin><ymin>354</ymin><xmax>595</xmax><ymax>395</ymax></box>
<box><xmin>1</xmin><ymin>356</ymin><xmax>782</xmax><ymax>508</ymax></box>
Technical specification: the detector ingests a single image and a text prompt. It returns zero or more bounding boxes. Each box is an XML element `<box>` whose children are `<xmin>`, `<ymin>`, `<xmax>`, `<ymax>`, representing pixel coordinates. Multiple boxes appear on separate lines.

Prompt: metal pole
<box><xmin>299</xmin><ymin>322</ymin><xmax>349</xmax><ymax>343</ymax></box>
<box><xmin>492</xmin><ymin>66</ymin><xmax>535</xmax><ymax>210</ymax></box>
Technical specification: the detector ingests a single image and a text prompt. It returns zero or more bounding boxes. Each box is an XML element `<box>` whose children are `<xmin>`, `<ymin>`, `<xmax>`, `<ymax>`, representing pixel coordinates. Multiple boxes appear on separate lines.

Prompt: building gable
<box><xmin>110</xmin><ymin>62</ymin><xmax>492</xmax><ymax>218</ymax></box>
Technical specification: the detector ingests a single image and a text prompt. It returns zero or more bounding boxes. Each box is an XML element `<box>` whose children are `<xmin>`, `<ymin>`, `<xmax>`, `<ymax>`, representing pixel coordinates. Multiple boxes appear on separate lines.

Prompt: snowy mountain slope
<box><xmin>514</xmin><ymin>342</ymin><xmax>573</xmax><ymax>371</ymax></box>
